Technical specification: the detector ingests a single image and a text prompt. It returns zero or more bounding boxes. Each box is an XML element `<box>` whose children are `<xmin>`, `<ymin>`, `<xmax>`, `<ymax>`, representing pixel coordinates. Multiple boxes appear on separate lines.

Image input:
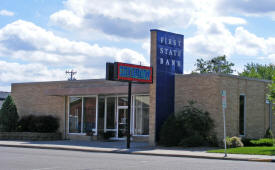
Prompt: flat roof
<box><xmin>176</xmin><ymin>73</ymin><xmax>272</xmax><ymax>83</ymax></box>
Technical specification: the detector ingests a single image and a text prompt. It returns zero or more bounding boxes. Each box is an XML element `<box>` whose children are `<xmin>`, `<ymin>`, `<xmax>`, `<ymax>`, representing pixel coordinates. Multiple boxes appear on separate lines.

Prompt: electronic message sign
<box><xmin>106</xmin><ymin>62</ymin><xmax>153</xmax><ymax>83</ymax></box>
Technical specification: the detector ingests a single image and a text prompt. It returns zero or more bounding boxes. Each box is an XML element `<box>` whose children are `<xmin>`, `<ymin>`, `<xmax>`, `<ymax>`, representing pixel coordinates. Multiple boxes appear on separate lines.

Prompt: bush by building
<box><xmin>250</xmin><ymin>138</ymin><xmax>274</xmax><ymax>146</ymax></box>
<box><xmin>226</xmin><ymin>136</ymin><xmax>244</xmax><ymax>148</ymax></box>
<box><xmin>0</xmin><ymin>95</ymin><xmax>19</xmax><ymax>132</ymax></box>
<box><xmin>17</xmin><ymin>115</ymin><xmax>59</xmax><ymax>133</ymax></box>
<box><xmin>159</xmin><ymin>101</ymin><xmax>216</xmax><ymax>147</ymax></box>
<box><xmin>264</xmin><ymin>128</ymin><xmax>274</xmax><ymax>139</ymax></box>
<box><xmin>241</xmin><ymin>137</ymin><xmax>274</xmax><ymax>147</ymax></box>
<box><xmin>241</xmin><ymin>137</ymin><xmax>254</xmax><ymax>146</ymax></box>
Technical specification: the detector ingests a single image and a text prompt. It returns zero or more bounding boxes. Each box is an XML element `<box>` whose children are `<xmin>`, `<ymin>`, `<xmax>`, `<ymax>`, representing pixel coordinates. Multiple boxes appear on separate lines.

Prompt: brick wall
<box><xmin>175</xmin><ymin>73</ymin><xmax>271</xmax><ymax>141</ymax></box>
<box><xmin>11</xmin><ymin>79</ymin><xmax>149</xmax><ymax>140</ymax></box>
<box><xmin>11</xmin><ymin>82</ymin><xmax>66</xmax><ymax>138</ymax></box>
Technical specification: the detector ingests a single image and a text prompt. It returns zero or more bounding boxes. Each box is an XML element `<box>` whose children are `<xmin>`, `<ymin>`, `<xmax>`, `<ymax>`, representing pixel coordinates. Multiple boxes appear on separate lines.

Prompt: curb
<box><xmin>0</xmin><ymin>144</ymin><xmax>274</xmax><ymax>163</ymax></box>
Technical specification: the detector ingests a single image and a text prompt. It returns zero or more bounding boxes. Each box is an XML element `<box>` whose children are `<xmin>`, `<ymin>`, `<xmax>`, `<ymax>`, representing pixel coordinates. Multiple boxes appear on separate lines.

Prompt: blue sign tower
<box><xmin>149</xmin><ymin>29</ymin><xmax>184</xmax><ymax>143</ymax></box>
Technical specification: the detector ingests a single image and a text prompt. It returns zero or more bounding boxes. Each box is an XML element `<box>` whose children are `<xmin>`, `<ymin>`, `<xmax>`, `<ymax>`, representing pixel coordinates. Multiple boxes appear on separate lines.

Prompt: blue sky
<box><xmin>0</xmin><ymin>0</ymin><xmax>275</xmax><ymax>91</ymax></box>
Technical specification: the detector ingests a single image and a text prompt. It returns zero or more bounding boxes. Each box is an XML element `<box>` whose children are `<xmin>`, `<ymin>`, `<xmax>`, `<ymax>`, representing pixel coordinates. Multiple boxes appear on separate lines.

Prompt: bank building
<box><xmin>11</xmin><ymin>30</ymin><xmax>274</xmax><ymax>146</ymax></box>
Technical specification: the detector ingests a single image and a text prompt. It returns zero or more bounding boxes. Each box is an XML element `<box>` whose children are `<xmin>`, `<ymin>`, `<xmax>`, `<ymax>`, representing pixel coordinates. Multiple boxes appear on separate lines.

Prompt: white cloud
<box><xmin>0</xmin><ymin>20</ymin><xmax>148</xmax><ymax>66</ymax></box>
<box><xmin>234</xmin><ymin>27</ymin><xmax>266</xmax><ymax>56</ymax></box>
<box><xmin>0</xmin><ymin>61</ymin><xmax>64</xmax><ymax>83</ymax></box>
<box><xmin>0</xmin><ymin>20</ymin><xmax>148</xmax><ymax>86</ymax></box>
<box><xmin>0</xmin><ymin>10</ymin><xmax>14</xmax><ymax>16</ymax></box>
<box><xmin>217</xmin><ymin>0</ymin><xmax>275</xmax><ymax>16</ymax></box>
<box><xmin>50</xmin><ymin>0</ymin><xmax>195</xmax><ymax>39</ymax></box>
<box><xmin>47</xmin><ymin>0</ymin><xmax>275</xmax><ymax>68</ymax></box>
<box><xmin>50</xmin><ymin>10</ymin><xmax>82</xmax><ymax>29</ymax></box>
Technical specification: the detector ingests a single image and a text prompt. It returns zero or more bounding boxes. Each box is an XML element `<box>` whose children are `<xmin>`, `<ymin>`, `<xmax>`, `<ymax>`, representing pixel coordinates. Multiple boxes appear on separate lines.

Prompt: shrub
<box><xmin>250</xmin><ymin>138</ymin><xmax>274</xmax><ymax>146</ymax></box>
<box><xmin>159</xmin><ymin>115</ymin><xmax>183</xmax><ymax>146</ymax></box>
<box><xmin>241</xmin><ymin>137</ymin><xmax>254</xmax><ymax>147</ymax></box>
<box><xmin>159</xmin><ymin>101</ymin><xmax>215</xmax><ymax>147</ymax></box>
<box><xmin>226</xmin><ymin>136</ymin><xmax>244</xmax><ymax>148</ymax></box>
<box><xmin>206</xmin><ymin>134</ymin><xmax>219</xmax><ymax>147</ymax></box>
<box><xmin>17</xmin><ymin>115</ymin><xmax>35</xmax><ymax>132</ymax></box>
<box><xmin>179</xmin><ymin>132</ymin><xmax>205</xmax><ymax>147</ymax></box>
<box><xmin>0</xmin><ymin>95</ymin><xmax>19</xmax><ymax>132</ymax></box>
<box><xmin>264</xmin><ymin>128</ymin><xmax>274</xmax><ymax>139</ymax></box>
<box><xmin>17</xmin><ymin>115</ymin><xmax>59</xmax><ymax>133</ymax></box>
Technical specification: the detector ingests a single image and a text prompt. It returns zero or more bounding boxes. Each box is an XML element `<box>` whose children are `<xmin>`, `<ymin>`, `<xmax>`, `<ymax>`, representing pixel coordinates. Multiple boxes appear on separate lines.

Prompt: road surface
<box><xmin>0</xmin><ymin>146</ymin><xmax>275</xmax><ymax>170</ymax></box>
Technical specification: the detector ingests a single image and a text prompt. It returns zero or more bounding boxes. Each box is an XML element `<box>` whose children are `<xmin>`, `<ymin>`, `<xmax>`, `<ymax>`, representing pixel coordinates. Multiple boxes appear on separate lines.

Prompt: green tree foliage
<box><xmin>194</xmin><ymin>55</ymin><xmax>234</xmax><ymax>74</ymax></box>
<box><xmin>0</xmin><ymin>95</ymin><xmax>19</xmax><ymax>132</ymax></box>
<box><xmin>239</xmin><ymin>63</ymin><xmax>275</xmax><ymax>80</ymax></box>
<box><xmin>159</xmin><ymin>101</ymin><xmax>216</xmax><ymax>147</ymax></box>
<box><xmin>268</xmin><ymin>73</ymin><xmax>275</xmax><ymax>106</ymax></box>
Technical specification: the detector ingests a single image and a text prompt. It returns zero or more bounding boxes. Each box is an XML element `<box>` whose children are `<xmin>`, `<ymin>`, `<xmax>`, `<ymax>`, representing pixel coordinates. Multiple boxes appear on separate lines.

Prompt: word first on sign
<box><xmin>106</xmin><ymin>62</ymin><xmax>153</xmax><ymax>83</ymax></box>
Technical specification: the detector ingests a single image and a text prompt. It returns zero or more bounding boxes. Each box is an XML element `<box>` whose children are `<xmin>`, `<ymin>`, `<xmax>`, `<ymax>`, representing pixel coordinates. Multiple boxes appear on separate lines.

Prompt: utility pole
<box><xmin>66</xmin><ymin>70</ymin><xmax>77</xmax><ymax>80</ymax></box>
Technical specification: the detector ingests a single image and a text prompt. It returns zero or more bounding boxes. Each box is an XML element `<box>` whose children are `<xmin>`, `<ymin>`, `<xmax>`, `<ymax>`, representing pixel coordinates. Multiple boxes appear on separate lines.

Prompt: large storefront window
<box><xmin>134</xmin><ymin>95</ymin><xmax>149</xmax><ymax>135</ymax></box>
<box><xmin>69</xmin><ymin>97</ymin><xmax>82</xmax><ymax>133</ymax></box>
<box><xmin>69</xmin><ymin>96</ymin><xmax>97</xmax><ymax>133</ymax></box>
<box><xmin>68</xmin><ymin>95</ymin><xmax>150</xmax><ymax>137</ymax></box>
<box><xmin>106</xmin><ymin>97</ymin><xmax>116</xmax><ymax>129</ymax></box>
<box><xmin>83</xmin><ymin>97</ymin><xmax>96</xmax><ymax>133</ymax></box>
<box><xmin>98</xmin><ymin>96</ymin><xmax>105</xmax><ymax>131</ymax></box>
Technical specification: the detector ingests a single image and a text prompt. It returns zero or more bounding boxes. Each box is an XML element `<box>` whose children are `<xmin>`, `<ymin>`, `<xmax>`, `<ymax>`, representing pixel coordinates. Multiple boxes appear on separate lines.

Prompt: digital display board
<box><xmin>106</xmin><ymin>62</ymin><xmax>153</xmax><ymax>83</ymax></box>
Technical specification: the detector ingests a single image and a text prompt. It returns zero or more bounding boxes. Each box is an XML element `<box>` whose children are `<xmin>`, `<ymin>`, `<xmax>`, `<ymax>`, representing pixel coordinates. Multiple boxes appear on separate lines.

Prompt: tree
<box><xmin>193</xmin><ymin>55</ymin><xmax>234</xmax><ymax>74</ymax></box>
<box><xmin>268</xmin><ymin>73</ymin><xmax>275</xmax><ymax>104</ymax></box>
<box><xmin>239</xmin><ymin>63</ymin><xmax>275</xmax><ymax>80</ymax></box>
<box><xmin>0</xmin><ymin>95</ymin><xmax>19</xmax><ymax>132</ymax></box>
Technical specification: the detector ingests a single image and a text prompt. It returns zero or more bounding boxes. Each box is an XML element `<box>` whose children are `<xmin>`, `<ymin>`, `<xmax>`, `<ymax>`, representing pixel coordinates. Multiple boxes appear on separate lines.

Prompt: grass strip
<box><xmin>207</xmin><ymin>147</ymin><xmax>275</xmax><ymax>156</ymax></box>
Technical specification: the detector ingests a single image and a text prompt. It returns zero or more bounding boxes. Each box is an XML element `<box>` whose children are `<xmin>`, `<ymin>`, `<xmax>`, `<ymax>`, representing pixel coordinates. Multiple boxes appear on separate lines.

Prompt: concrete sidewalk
<box><xmin>0</xmin><ymin>140</ymin><xmax>274</xmax><ymax>162</ymax></box>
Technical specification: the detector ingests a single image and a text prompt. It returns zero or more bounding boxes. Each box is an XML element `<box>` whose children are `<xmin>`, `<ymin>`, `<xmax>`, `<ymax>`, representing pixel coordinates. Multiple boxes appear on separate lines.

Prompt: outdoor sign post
<box><xmin>106</xmin><ymin>62</ymin><xmax>153</xmax><ymax>149</ymax></box>
<box><xmin>222</xmin><ymin>90</ymin><xmax>227</xmax><ymax>157</ymax></box>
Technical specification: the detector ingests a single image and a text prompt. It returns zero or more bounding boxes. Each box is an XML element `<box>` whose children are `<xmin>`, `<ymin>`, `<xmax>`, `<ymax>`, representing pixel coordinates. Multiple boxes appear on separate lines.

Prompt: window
<box><xmin>239</xmin><ymin>95</ymin><xmax>245</xmax><ymax>135</ymax></box>
<box><xmin>98</xmin><ymin>96</ymin><xmax>105</xmax><ymax>130</ymax></box>
<box><xmin>83</xmin><ymin>97</ymin><xmax>97</xmax><ymax>133</ymax></box>
<box><xmin>69</xmin><ymin>97</ymin><xmax>82</xmax><ymax>133</ymax></box>
<box><xmin>106</xmin><ymin>97</ymin><xmax>116</xmax><ymax>129</ymax></box>
<box><xmin>134</xmin><ymin>95</ymin><xmax>149</xmax><ymax>135</ymax></box>
<box><xmin>69</xmin><ymin>96</ymin><xmax>97</xmax><ymax>133</ymax></box>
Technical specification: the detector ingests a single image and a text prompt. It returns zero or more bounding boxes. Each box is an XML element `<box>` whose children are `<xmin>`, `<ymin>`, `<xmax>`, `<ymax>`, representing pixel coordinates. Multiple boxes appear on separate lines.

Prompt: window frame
<box><xmin>67</xmin><ymin>95</ymin><xmax>98</xmax><ymax>135</ymax></box>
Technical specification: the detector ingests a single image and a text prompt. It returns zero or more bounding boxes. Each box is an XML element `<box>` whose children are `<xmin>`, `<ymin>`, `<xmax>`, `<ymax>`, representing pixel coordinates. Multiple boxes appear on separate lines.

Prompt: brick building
<box><xmin>11</xmin><ymin>73</ymin><xmax>273</xmax><ymax>143</ymax></box>
<box><xmin>10</xmin><ymin>30</ymin><xmax>274</xmax><ymax>145</ymax></box>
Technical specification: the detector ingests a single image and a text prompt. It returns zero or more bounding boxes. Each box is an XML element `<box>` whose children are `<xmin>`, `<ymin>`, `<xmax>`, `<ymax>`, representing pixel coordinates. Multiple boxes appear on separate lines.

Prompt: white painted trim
<box><xmin>67</xmin><ymin>97</ymin><xmax>70</xmax><ymax>134</ymax></box>
<box><xmin>104</xmin><ymin>97</ymin><xmax>107</xmax><ymax>132</ymax></box>
<box><xmin>116</xmin><ymin>96</ymin><xmax>119</xmax><ymax>138</ymax></box>
<box><xmin>131</xmin><ymin>95</ymin><xmax>135</xmax><ymax>135</ymax></box>
<box><xmin>81</xmin><ymin>97</ymin><xmax>84</xmax><ymax>133</ymax></box>
<box><xmin>95</xmin><ymin>95</ymin><xmax>98</xmax><ymax>135</ymax></box>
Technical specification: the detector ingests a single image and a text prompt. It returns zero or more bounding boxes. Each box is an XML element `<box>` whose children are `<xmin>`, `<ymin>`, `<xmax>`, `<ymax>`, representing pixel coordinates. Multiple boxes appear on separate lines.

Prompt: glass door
<box><xmin>117</xmin><ymin>108</ymin><xmax>128</xmax><ymax>138</ymax></box>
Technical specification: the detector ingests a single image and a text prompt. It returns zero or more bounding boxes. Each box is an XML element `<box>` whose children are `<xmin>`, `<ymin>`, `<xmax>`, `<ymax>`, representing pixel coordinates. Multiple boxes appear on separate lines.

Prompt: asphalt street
<box><xmin>0</xmin><ymin>146</ymin><xmax>275</xmax><ymax>170</ymax></box>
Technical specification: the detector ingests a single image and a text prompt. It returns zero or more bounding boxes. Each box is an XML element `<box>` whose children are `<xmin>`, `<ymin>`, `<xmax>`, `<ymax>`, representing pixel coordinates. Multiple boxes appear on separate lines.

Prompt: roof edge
<box><xmin>176</xmin><ymin>73</ymin><xmax>272</xmax><ymax>83</ymax></box>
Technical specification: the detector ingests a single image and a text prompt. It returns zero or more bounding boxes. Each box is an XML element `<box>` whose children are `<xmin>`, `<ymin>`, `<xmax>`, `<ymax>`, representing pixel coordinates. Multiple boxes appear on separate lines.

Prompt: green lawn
<box><xmin>207</xmin><ymin>147</ymin><xmax>275</xmax><ymax>156</ymax></box>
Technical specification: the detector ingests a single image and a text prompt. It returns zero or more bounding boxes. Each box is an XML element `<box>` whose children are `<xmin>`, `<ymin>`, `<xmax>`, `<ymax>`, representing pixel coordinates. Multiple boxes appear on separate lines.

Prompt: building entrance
<box><xmin>117</xmin><ymin>108</ymin><xmax>128</xmax><ymax>138</ymax></box>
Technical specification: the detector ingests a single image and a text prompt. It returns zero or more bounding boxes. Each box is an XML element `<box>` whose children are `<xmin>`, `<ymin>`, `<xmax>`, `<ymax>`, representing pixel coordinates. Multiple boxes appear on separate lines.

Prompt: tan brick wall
<box><xmin>175</xmin><ymin>74</ymin><xmax>271</xmax><ymax>141</ymax></box>
<box><xmin>11</xmin><ymin>82</ymin><xmax>66</xmax><ymax>138</ymax></box>
<box><xmin>175</xmin><ymin>74</ymin><xmax>222</xmax><ymax>140</ymax></box>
